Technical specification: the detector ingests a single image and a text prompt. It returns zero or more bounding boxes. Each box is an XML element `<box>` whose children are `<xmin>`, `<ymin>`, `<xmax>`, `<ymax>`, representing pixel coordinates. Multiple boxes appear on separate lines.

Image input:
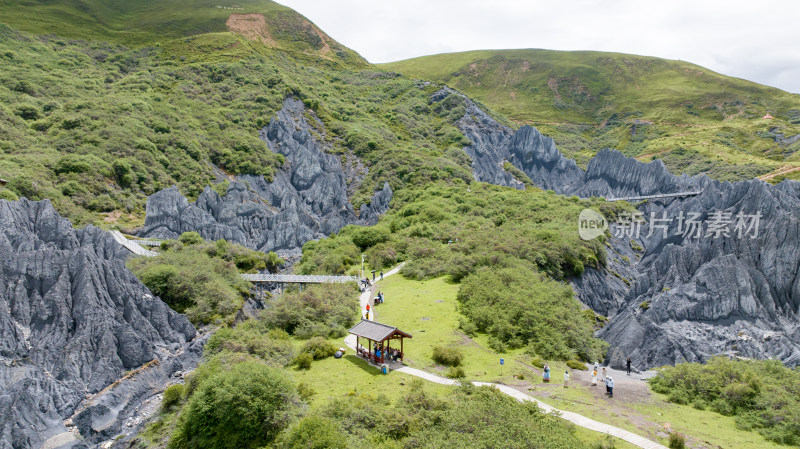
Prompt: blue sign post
<box><xmin>500</xmin><ymin>358</ymin><xmax>504</xmax><ymax>376</ymax></box>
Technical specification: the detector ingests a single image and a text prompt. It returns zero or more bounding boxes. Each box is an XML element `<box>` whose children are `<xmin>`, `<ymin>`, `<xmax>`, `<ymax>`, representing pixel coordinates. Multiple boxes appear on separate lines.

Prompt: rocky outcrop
<box><xmin>140</xmin><ymin>98</ymin><xmax>392</xmax><ymax>258</ymax></box>
<box><xmin>443</xmin><ymin>87</ymin><xmax>800</xmax><ymax>370</ymax></box>
<box><xmin>0</xmin><ymin>199</ymin><xmax>197</xmax><ymax>449</ymax></box>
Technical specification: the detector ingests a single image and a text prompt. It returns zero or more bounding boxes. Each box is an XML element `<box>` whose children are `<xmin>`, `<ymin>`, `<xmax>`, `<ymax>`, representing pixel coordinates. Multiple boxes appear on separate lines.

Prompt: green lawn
<box><xmin>370</xmin><ymin>273</ymin><xmax>788</xmax><ymax>449</ymax></box>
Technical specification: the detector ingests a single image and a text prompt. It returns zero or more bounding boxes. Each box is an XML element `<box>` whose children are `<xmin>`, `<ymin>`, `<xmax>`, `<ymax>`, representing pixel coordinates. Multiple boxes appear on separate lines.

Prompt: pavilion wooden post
<box><xmin>401</xmin><ymin>338</ymin><xmax>404</xmax><ymax>361</ymax></box>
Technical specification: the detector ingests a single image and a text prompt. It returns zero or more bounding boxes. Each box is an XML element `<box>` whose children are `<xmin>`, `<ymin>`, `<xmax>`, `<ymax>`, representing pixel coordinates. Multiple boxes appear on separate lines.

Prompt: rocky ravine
<box><xmin>0</xmin><ymin>199</ymin><xmax>199</xmax><ymax>449</ymax></box>
<box><xmin>139</xmin><ymin>97</ymin><xmax>392</xmax><ymax>258</ymax></box>
<box><xmin>441</xmin><ymin>88</ymin><xmax>800</xmax><ymax>370</ymax></box>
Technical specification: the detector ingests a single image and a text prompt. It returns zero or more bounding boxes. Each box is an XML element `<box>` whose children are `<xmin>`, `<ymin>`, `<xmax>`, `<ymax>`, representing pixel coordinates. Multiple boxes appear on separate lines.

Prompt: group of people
<box><xmin>372</xmin><ymin>344</ymin><xmax>401</xmax><ymax>362</ymax></box>
<box><xmin>360</xmin><ymin>278</ymin><xmax>372</xmax><ymax>291</ymax></box>
<box><xmin>542</xmin><ymin>359</ymin><xmax>628</xmax><ymax>398</ymax></box>
<box><xmin>374</xmin><ymin>291</ymin><xmax>385</xmax><ymax>305</ymax></box>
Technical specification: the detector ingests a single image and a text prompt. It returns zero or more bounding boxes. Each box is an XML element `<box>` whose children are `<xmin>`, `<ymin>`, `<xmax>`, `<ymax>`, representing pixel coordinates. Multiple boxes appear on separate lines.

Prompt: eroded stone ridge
<box><xmin>0</xmin><ymin>199</ymin><xmax>196</xmax><ymax>449</ymax></box>
<box><xmin>442</xmin><ymin>87</ymin><xmax>800</xmax><ymax>369</ymax></box>
<box><xmin>140</xmin><ymin>98</ymin><xmax>392</xmax><ymax>258</ymax></box>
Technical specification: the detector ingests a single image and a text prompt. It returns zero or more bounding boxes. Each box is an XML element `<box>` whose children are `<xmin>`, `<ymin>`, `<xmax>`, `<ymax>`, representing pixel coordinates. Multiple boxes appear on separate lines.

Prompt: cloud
<box><xmin>278</xmin><ymin>0</ymin><xmax>800</xmax><ymax>93</ymax></box>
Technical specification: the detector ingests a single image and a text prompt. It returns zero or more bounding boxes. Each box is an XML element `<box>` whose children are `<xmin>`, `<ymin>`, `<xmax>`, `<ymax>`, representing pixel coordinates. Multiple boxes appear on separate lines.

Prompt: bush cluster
<box><xmin>261</xmin><ymin>284</ymin><xmax>360</xmax><ymax>339</ymax></box>
<box><xmin>128</xmin><ymin>234</ymin><xmax>282</xmax><ymax>324</ymax></box>
<box><xmin>458</xmin><ymin>263</ymin><xmax>607</xmax><ymax>362</ymax></box>
<box><xmin>650</xmin><ymin>356</ymin><xmax>800</xmax><ymax>445</ymax></box>
<box><xmin>169</xmin><ymin>356</ymin><xmax>301</xmax><ymax>449</ymax></box>
<box><xmin>432</xmin><ymin>345</ymin><xmax>464</xmax><ymax>367</ymax></box>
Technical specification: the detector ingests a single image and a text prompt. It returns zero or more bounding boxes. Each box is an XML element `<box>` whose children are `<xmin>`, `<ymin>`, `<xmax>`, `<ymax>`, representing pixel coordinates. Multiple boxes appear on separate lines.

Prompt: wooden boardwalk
<box><xmin>241</xmin><ymin>273</ymin><xmax>358</xmax><ymax>284</ymax></box>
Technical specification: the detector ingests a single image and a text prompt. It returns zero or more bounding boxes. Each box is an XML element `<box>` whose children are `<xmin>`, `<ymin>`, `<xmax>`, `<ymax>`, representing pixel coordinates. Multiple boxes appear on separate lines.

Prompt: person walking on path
<box><xmin>563</xmin><ymin>370</ymin><xmax>570</xmax><ymax>388</ymax></box>
<box><xmin>543</xmin><ymin>363</ymin><xmax>550</xmax><ymax>382</ymax></box>
<box><xmin>607</xmin><ymin>376</ymin><xmax>614</xmax><ymax>397</ymax></box>
<box><xmin>591</xmin><ymin>369</ymin><xmax>598</xmax><ymax>386</ymax></box>
<box><xmin>594</xmin><ymin>361</ymin><xmax>599</xmax><ymax>372</ymax></box>
<box><xmin>601</xmin><ymin>366</ymin><xmax>607</xmax><ymax>381</ymax></box>
<box><xmin>626</xmin><ymin>357</ymin><xmax>632</xmax><ymax>376</ymax></box>
<box><xmin>380</xmin><ymin>270</ymin><xmax>384</xmax><ymax>280</ymax></box>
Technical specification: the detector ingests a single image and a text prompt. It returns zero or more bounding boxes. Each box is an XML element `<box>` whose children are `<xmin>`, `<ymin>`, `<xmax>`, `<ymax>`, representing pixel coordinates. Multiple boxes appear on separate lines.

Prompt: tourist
<box><xmin>601</xmin><ymin>366</ymin><xmax>607</xmax><ymax>381</ymax></box>
<box><xmin>380</xmin><ymin>270</ymin><xmax>384</xmax><ymax>280</ymax></box>
<box><xmin>594</xmin><ymin>361</ymin><xmax>599</xmax><ymax>372</ymax></box>
<box><xmin>626</xmin><ymin>357</ymin><xmax>632</xmax><ymax>376</ymax></box>
<box><xmin>563</xmin><ymin>370</ymin><xmax>569</xmax><ymax>388</ymax></box>
<box><xmin>591</xmin><ymin>369</ymin><xmax>598</xmax><ymax>386</ymax></box>
<box><xmin>543</xmin><ymin>363</ymin><xmax>551</xmax><ymax>382</ymax></box>
<box><xmin>608</xmin><ymin>376</ymin><xmax>614</xmax><ymax>397</ymax></box>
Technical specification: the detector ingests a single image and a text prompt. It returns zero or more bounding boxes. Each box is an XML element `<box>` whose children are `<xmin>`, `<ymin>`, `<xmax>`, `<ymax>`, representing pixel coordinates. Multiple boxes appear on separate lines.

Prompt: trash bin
<box><xmin>381</xmin><ymin>364</ymin><xmax>388</xmax><ymax>374</ymax></box>
<box><xmin>334</xmin><ymin>350</ymin><xmax>343</xmax><ymax>359</ymax></box>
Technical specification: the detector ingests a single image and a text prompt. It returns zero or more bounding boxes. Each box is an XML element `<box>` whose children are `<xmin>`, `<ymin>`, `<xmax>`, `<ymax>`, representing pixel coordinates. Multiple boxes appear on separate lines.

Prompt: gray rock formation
<box><xmin>440</xmin><ymin>87</ymin><xmax>800</xmax><ymax>370</ymax></box>
<box><xmin>140</xmin><ymin>98</ymin><xmax>392</xmax><ymax>258</ymax></box>
<box><xmin>0</xmin><ymin>199</ymin><xmax>197</xmax><ymax>449</ymax></box>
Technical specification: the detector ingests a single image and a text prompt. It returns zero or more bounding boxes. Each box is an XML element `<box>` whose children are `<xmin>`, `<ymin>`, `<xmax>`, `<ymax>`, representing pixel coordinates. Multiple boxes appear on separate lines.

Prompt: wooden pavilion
<box><xmin>348</xmin><ymin>319</ymin><xmax>411</xmax><ymax>365</ymax></box>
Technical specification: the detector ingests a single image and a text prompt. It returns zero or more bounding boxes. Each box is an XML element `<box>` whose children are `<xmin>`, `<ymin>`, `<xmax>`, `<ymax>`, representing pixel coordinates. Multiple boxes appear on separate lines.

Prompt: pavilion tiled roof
<box><xmin>348</xmin><ymin>320</ymin><xmax>412</xmax><ymax>342</ymax></box>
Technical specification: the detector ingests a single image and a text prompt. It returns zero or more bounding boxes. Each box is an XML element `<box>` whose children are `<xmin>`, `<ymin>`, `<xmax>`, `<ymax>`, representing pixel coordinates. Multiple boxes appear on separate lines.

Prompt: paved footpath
<box><xmin>358</xmin><ymin>263</ymin><xmax>405</xmax><ymax>321</ymax></box>
<box><xmin>393</xmin><ymin>366</ymin><xmax>667</xmax><ymax>449</ymax></box>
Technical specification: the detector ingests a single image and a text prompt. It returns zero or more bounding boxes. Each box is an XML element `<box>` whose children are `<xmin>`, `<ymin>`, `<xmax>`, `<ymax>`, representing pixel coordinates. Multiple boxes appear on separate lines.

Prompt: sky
<box><xmin>277</xmin><ymin>0</ymin><xmax>800</xmax><ymax>94</ymax></box>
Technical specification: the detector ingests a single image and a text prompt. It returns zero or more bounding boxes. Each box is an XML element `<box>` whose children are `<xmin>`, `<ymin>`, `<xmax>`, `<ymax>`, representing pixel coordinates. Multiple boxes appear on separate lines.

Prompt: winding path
<box><xmin>344</xmin><ymin>263</ymin><xmax>667</xmax><ymax>449</ymax></box>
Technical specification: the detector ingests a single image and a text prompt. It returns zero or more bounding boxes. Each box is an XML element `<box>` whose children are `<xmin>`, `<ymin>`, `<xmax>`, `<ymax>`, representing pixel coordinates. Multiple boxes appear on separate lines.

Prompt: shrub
<box><xmin>295</xmin><ymin>353</ymin><xmax>313</xmax><ymax>370</ymax></box>
<box><xmin>128</xmin><ymin>244</ymin><xmax>252</xmax><ymax>324</ymax></box>
<box><xmin>650</xmin><ymin>356</ymin><xmax>800</xmax><ymax>444</ymax></box>
<box><xmin>279</xmin><ymin>416</ymin><xmax>347</xmax><ymax>449</ymax></box>
<box><xmin>0</xmin><ymin>189</ymin><xmax>19</xmax><ymax>201</ymax></box>
<box><xmin>161</xmin><ymin>384</ymin><xmax>184</xmax><ymax>411</ymax></box>
<box><xmin>668</xmin><ymin>432</ymin><xmax>686</xmax><ymax>449</ymax></box>
<box><xmin>261</xmin><ymin>284</ymin><xmax>359</xmax><ymax>338</ymax></box>
<box><xmin>566</xmin><ymin>360</ymin><xmax>588</xmax><ymax>370</ymax></box>
<box><xmin>639</xmin><ymin>301</ymin><xmax>650</xmax><ymax>310</ymax></box>
<box><xmin>446</xmin><ymin>366</ymin><xmax>466</xmax><ymax>379</ymax></box>
<box><xmin>351</xmin><ymin>226</ymin><xmax>390</xmax><ymax>250</ymax></box>
<box><xmin>178</xmin><ymin>231</ymin><xmax>204</xmax><ymax>245</ymax></box>
<box><xmin>432</xmin><ymin>345</ymin><xmax>463</xmax><ymax>367</ymax></box>
<box><xmin>301</xmin><ymin>337</ymin><xmax>337</xmax><ymax>360</ymax></box>
<box><xmin>169</xmin><ymin>361</ymin><xmax>299</xmax><ymax>449</ymax></box>
<box><xmin>529</xmin><ymin>357</ymin><xmax>545</xmax><ymax>369</ymax></box>
<box><xmin>458</xmin><ymin>263</ymin><xmax>607</xmax><ymax>362</ymax></box>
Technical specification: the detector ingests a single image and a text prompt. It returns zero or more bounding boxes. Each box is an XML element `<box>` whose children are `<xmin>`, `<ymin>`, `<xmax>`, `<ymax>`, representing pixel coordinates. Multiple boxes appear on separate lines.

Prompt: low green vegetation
<box><xmin>261</xmin><ymin>284</ymin><xmax>360</xmax><ymax>339</ymax></box>
<box><xmin>299</xmin><ymin>182</ymin><xmax>617</xmax><ymax>362</ymax></box>
<box><xmin>299</xmin><ymin>181</ymin><xmax>625</xmax><ymax>281</ymax></box>
<box><xmin>458</xmin><ymin>264</ymin><xmax>607</xmax><ymax>361</ymax></box>
<box><xmin>168</xmin><ymin>356</ymin><xmax>301</xmax><ymax>449</ymax></box>
<box><xmin>384</xmin><ymin>49</ymin><xmax>800</xmax><ymax>179</ymax></box>
<box><xmin>0</xmin><ymin>22</ymin><xmax>474</xmax><ymax>226</ymax></box>
<box><xmin>650</xmin><ymin>356</ymin><xmax>800</xmax><ymax>445</ymax></box>
<box><xmin>316</xmin><ymin>381</ymin><xmax>588</xmax><ymax>449</ymax></box>
<box><xmin>140</xmin><ymin>271</ymin><xmax>615</xmax><ymax>449</ymax></box>
<box><xmin>431</xmin><ymin>345</ymin><xmax>464</xmax><ymax>367</ymax></box>
<box><xmin>127</xmin><ymin>233</ymin><xmax>282</xmax><ymax>324</ymax></box>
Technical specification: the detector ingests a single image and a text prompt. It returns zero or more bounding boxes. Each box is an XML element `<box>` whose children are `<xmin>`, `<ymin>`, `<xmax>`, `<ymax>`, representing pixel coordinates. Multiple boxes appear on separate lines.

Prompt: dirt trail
<box><xmin>758</xmin><ymin>165</ymin><xmax>800</xmax><ymax>181</ymax></box>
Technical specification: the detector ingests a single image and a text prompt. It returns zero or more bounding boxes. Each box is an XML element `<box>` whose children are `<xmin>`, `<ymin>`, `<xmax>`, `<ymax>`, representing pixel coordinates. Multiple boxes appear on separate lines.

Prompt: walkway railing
<box><xmin>110</xmin><ymin>230</ymin><xmax>159</xmax><ymax>257</ymax></box>
<box><xmin>605</xmin><ymin>190</ymin><xmax>703</xmax><ymax>202</ymax></box>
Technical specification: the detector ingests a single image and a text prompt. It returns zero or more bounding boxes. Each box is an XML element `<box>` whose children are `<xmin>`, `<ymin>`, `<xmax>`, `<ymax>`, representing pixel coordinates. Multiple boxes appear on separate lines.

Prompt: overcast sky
<box><xmin>277</xmin><ymin>0</ymin><xmax>800</xmax><ymax>94</ymax></box>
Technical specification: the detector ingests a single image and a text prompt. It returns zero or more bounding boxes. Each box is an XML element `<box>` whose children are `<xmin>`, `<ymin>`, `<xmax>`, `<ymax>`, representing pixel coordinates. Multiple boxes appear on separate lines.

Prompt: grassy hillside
<box><xmin>383</xmin><ymin>49</ymin><xmax>800</xmax><ymax>181</ymax></box>
<box><xmin>0</xmin><ymin>0</ymin><xmax>365</xmax><ymax>65</ymax></box>
<box><xmin>0</xmin><ymin>22</ymin><xmax>472</xmax><ymax>226</ymax></box>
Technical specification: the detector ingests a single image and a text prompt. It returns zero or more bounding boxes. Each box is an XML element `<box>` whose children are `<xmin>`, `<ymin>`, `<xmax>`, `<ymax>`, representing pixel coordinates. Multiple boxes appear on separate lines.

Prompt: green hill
<box><xmin>0</xmin><ymin>0</ymin><xmax>365</xmax><ymax>65</ymax></box>
<box><xmin>383</xmin><ymin>49</ymin><xmax>800</xmax><ymax>181</ymax></box>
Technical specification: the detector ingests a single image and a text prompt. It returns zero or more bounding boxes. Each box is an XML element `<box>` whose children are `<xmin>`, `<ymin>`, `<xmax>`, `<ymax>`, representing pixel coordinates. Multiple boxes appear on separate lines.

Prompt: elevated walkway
<box><xmin>605</xmin><ymin>190</ymin><xmax>702</xmax><ymax>202</ymax></box>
